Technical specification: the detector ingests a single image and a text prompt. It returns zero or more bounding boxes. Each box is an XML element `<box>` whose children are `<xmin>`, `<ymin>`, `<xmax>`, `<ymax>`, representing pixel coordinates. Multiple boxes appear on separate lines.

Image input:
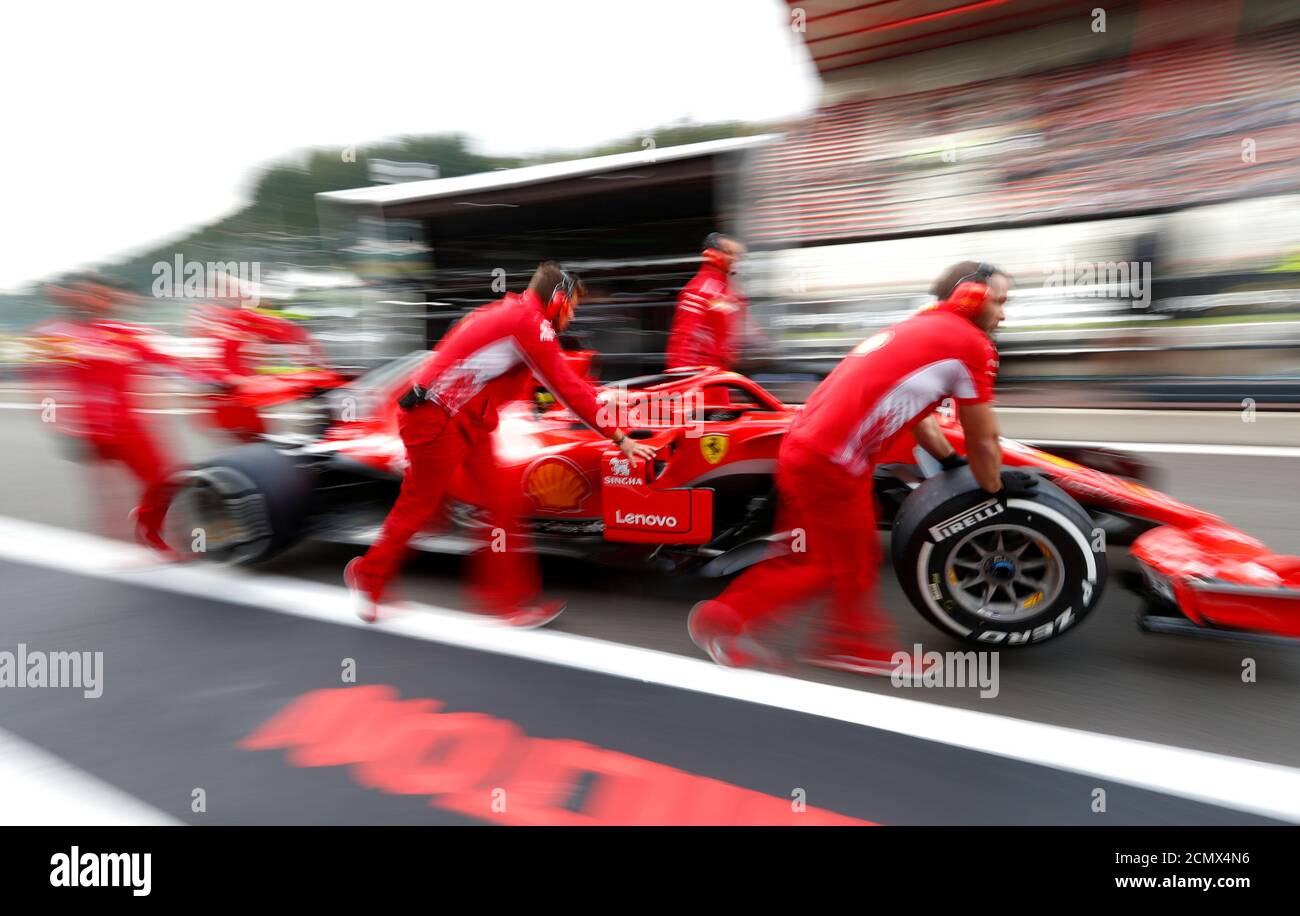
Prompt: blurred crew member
<box><xmin>202</xmin><ymin>301</ymin><xmax>327</xmax><ymax>379</ymax></box>
<box><xmin>192</xmin><ymin>297</ymin><xmax>329</xmax><ymax>441</ymax></box>
<box><xmin>345</xmin><ymin>262</ymin><xmax>657</xmax><ymax>626</ymax></box>
<box><xmin>689</xmin><ymin>262</ymin><xmax>1030</xmax><ymax>675</ymax></box>
<box><xmin>665</xmin><ymin>232</ymin><xmax>748</xmax><ymax>370</ymax></box>
<box><xmin>32</xmin><ymin>273</ymin><xmax>197</xmax><ymax>555</ymax></box>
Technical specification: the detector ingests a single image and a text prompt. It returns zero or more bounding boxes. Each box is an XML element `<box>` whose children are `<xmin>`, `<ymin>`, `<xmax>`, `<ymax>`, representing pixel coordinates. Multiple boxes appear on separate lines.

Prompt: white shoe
<box><xmin>501</xmin><ymin>600</ymin><xmax>566</xmax><ymax>629</ymax></box>
<box><xmin>343</xmin><ymin>558</ymin><xmax>379</xmax><ymax>623</ymax></box>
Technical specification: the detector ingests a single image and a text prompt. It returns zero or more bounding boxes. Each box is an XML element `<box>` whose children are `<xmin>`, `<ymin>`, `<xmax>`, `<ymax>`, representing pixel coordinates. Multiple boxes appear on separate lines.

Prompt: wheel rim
<box><xmin>943</xmin><ymin>523</ymin><xmax>1065</xmax><ymax>622</ymax></box>
<box><xmin>164</xmin><ymin>475</ymin><xmax>266</xmax><ymax>563</ymax></box>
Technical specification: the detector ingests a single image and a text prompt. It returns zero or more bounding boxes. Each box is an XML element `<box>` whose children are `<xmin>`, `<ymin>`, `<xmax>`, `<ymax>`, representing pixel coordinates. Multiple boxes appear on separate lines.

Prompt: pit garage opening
<box><xmin>317</xmin><ymin>135</ymin><xmax>774</xmax><ymax>378</ymax></box>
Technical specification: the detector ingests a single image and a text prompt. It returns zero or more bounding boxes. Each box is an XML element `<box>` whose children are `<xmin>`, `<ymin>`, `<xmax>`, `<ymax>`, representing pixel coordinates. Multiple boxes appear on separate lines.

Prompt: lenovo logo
<box><xmin>614</xmin><ymin>510</ymin><xmax>678</xmax><ymax>528</ymax></box>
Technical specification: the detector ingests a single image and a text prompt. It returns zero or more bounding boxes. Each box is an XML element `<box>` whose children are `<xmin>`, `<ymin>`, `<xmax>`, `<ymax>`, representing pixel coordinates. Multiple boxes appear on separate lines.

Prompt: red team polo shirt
<box><xmin>786</xmin><ymin>308</ymin><xmax>999</xmax><ymax>477</ymax></box>
<box><xmin>410</xmin><ymin>289</ymin><xmax>618</xmax><ymax>436</ymax></box>
<box><xmin>665</xmin><ymin>262</ymin><xmax>743</xmax><ymax>370</ymax></box>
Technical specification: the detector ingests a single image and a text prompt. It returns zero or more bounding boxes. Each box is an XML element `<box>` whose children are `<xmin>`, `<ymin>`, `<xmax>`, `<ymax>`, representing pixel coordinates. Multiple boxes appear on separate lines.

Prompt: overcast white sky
<box><xmin>0</xmin><ymin>0</ymin><xmax>818</xmax><ymax>292</ymax></box>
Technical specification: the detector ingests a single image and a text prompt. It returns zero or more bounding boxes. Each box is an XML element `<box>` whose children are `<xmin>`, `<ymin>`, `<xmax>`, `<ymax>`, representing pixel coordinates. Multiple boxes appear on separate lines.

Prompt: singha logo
<box><xmin>609</xmin><ymin>457</ymin><xmax>631</xmax><ymax>477</ymax></box>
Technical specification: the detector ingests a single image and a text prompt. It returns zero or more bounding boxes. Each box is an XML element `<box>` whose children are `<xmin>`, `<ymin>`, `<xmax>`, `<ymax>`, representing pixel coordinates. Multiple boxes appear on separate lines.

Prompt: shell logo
<box><xmin>522</xmin><ymin>455</ymin><xmax>592</xmax><ymax>513</ymax></box>
<box><xmin>851</xmin><ymin>330</ymin><xmax>893</xmax><ymax>356</ymax></box>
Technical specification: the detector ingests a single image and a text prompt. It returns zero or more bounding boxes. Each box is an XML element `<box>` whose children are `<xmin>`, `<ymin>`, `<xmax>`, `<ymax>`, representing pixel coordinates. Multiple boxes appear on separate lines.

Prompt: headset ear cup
<box><xmin>546</xmin><ymin>288</ymin><xmax>569</xmax><ymax>323</ymax></box>
<box><xmin>946</xmin><ymin>281</ymin><xmax>989</xmax><ymax>319</ymax></box>
<box><xmin>702</xmin><ymin>248</ymin><xmax>732</xmax><ymax>272</ymax></box>
<box><xmin>546</xmin><ymin>270</ymin><xmax>577</xmax><ymax>322</ymax></box>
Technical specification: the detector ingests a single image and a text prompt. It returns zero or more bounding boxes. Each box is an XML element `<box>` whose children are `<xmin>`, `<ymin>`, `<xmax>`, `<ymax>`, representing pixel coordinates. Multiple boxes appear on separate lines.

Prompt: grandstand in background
<box><xmin>749</xmin><ymin>3</ymin><xmax>1300</xmax><ymax>244</ymax></box>
<box><xmin>746</xmin><ymin>0</ymin><xmax>1300</xmax><ymax>391</ymax></box>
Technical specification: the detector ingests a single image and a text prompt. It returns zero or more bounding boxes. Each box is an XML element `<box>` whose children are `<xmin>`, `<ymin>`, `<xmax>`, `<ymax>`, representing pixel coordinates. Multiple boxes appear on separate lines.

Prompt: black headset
<box><xmin>551</xmin><ymin>268</ymin><xmax>578</xmax><ymax>302</ymax></box>
<box><xmin>943</xmin><ymin>262</ymin><xmax>999</xmax><ymax>297</ymax></box>
<box><xmin>547</xmin><ymin>268</ymin><xmax>581</xmax><ymax>318</ymax></box>
<box><xmin>956</xmin><ymin>263</ymin><xmax>998</xmax><ymax>285</ymax></box>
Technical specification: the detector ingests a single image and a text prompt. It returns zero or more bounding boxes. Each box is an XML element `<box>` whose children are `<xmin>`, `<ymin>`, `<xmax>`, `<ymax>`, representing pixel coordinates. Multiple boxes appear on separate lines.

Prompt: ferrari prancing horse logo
<box><xmin>700</xmin><ymin>434</ymin><xmax>729</xmax><ymax>465</ymax></box>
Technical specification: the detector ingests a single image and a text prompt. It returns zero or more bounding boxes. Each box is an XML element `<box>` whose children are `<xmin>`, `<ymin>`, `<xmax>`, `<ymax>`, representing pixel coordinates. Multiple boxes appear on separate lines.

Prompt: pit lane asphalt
<box><xmin>2</xmin><ymin>405</ymin><xmax>1299</xmax><ymax>792</ymax></box>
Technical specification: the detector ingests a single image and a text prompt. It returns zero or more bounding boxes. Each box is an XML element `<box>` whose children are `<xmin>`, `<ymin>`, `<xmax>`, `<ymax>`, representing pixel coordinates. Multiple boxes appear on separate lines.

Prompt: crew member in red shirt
<box><xmin>689</xmin><ymin>262</ymin><xmax>1034</xmax><ymax>674</ymax></box>
<box><xmin>665</xmin><ymin>233</ymin><xmax>747</xmax><ymax>370</ymax></box>
<box><xmin>31</xmin><ymin>273</ymin><xmax>200</xmax><ymax>555</ymax></box>
<box><xmin>195</xmin><ymin>300</ymin><xmax>326</xmax><ymax>379</ymax></box>
<box><xmin>345</xmin><ymin>262</ymin><xmax>657</xmax><ymax>626</ymax></box>
<box><xmin>192</xmin><ymin>298</ymin><xmax>329</xmax><ymax>441</ymax></box>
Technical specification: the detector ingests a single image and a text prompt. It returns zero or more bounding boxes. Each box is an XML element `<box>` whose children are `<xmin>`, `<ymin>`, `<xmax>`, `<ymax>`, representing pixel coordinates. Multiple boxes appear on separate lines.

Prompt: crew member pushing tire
<box><xmin>689</xmin><ymin>262</ymin><xmax>1035</xmax><ymax>675</ymax></box>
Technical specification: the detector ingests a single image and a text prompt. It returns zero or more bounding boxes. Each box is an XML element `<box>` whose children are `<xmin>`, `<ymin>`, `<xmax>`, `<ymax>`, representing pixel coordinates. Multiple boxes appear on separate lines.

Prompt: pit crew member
<box><xmin>192</xmin><ymin>298</ymin><xmax>330</xmax><ymax>441</ymax></box>
<box><xmin>31</xmin><ymin>273</ymin><xmax>202</xmax><ymax>555</ymax></box>
<box><xmin>345</xmin><ymin>262</ymin><xmax>657</xmax><ymax>626</ymax></box>
<box><xmin>665</xmin><ymin>232</ymin><xmax>748</xmax><ymax>371</ymax></box>
<box><xmin>688</xmin><ymin>262</ymin><xmax>1034</xmax><ymax>675</ymax></box>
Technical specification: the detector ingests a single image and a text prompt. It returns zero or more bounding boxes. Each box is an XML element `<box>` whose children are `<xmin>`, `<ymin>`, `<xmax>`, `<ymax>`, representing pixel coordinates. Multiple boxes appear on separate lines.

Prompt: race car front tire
<box><xmin>890</xmin><ymin>466</ymin><xmax>1106</xmax><ymax>647</ymax></box>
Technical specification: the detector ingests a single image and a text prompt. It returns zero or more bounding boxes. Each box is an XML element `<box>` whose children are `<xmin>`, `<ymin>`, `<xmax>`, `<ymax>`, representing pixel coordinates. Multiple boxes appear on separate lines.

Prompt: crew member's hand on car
<box><xmin>992</xmin><ymin>468</ymin><xmax>1040</xmax><ymax>497</ymax></box>
<box><xmin>913</xmin><ymin>414</ymin><xmax>960</xmax><ymax>468</ymax></box>
<box><xmin>614</xmin><ymin>430</ymin><xmax>657</xmax><ymax>461</ymax></box>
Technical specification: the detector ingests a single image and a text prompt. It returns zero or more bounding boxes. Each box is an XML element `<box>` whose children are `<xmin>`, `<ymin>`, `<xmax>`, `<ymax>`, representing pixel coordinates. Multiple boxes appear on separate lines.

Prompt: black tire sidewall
<box><xmin>892</xmin><ymin>469</ymin><xmax>1105</xmax><ymax>646</ymax></box>
<box><xmin>169</xmin><ymin>444</ymin><xmax>313</xmax><ymax>564</ymax></box>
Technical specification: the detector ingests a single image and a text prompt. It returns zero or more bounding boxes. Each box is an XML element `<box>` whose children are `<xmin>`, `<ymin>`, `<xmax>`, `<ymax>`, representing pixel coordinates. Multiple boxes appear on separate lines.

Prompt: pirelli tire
<box><xmin>166</xmin><ymin>444</ymin><xmax>314</xmax><ymax>565</ymax></box>
<box><xmin>890</xmin><ymin>466</ymin><xmax>1105</xmax><ymax>647</ymax></box>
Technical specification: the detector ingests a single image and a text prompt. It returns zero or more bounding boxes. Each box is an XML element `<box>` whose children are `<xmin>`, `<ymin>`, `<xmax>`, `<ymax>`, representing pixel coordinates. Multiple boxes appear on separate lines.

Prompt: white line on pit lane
<box><xmin>2</xmin><ymin>516</ymin><xmax>1299</xmax><ymax>822</ymax></box>
<box><xmin>3</xmin><ymin>402</ymin><xmax>1299</xmax><ymax>454</ymax></box>
<box><xmin>998</xmin><ymin>407</ymin><xmax>1300</xmax><ymax>417</ymax></box>
<box><xmin>1022</xmin><ymin>438</ymin><xmax>1300</xmax><ymax>458</ymax></box>
<box><xmin>0</xmin><ymin>402</ymin><xmax>315</xmax><ymax>419</ymax></box>
<box><xmin>0</xmin><ymin>727</ymin><xmax>179</xmax><ymax>826</ymax></box>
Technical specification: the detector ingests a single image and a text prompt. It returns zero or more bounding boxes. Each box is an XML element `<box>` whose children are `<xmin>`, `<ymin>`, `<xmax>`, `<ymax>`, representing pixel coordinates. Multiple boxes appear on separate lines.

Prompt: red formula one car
<box><xmin>162</xmin><ymin>358</ymin><xmax>1300</xmax><ymax>648</ymax></box>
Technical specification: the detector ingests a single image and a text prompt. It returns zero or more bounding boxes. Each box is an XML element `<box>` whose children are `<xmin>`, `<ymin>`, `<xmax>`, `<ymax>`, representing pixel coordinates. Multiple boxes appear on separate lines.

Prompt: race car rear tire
<box><xmin>890</xmin><ymin>466</ymin><xmax>1105</xmax><ymax>647</ymax></box>
<box><xmin>166</xmin><ymin>444</ymin><xmax>313</xmax><ymax>565</ymax></box>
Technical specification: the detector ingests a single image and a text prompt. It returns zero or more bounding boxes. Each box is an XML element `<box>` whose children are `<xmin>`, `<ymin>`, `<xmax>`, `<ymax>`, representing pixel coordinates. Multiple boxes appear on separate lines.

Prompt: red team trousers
<box><xmin>713</xmin><ymin>439</ymin><xmax>890</xmax><ymax>644</ymax></box>
<box><xmin>88</xmin><ymin>420</ymin><xmax>175</xmax><ymax>540</ymax></box>
<box><xmin>357</xmin><ymin>401</ymin><xmax>539</xmax><ymax>610</ymax></box>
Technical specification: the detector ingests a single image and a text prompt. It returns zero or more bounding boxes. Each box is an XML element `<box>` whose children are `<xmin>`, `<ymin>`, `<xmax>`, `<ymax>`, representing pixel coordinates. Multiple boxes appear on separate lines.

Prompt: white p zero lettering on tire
<box><xmin>891</xmin><ymin>467</ymin><xmax>1106</xmax><ymax>647</ymax></box>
